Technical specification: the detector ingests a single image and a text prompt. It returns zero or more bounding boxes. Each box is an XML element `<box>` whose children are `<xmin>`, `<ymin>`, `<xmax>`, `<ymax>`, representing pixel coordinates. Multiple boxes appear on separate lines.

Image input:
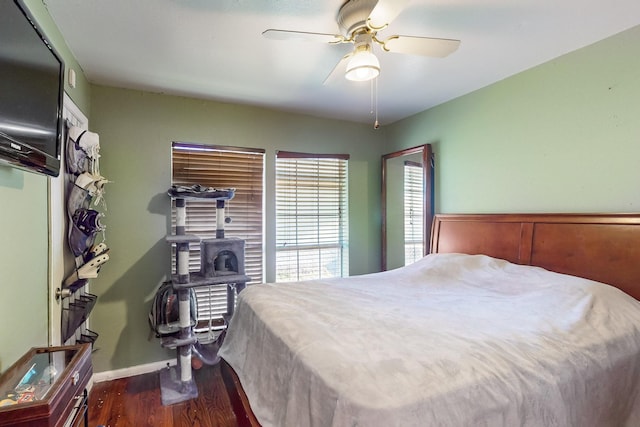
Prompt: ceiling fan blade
<box><xmin>262</xmin><ymin>29</ymin><xmax>344</xmax><ymax>44</ymax></box>
<box><xmin>323</xmin><ymin>53</ymin><xmax>352</xmax><ymax>85</ymax></box>
<box><xmin>367</xmin><ymin>0</ymin><xmax>411</xmax><ymax>30</ymax></box>
<box><xmin>382</xmin><ymin>35</ymin><xmax>461</xmax><ymax>58</ymax></box>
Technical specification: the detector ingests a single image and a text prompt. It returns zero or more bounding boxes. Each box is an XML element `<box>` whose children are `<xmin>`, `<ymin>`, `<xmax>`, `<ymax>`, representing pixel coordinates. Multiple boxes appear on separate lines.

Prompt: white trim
<box><xmin>92</xmin><ymin>359</ymin><xmax>177</xmax><ymax>383</ymax></box>
<box><xmin>62</xmin><ymin>92</ymin><xmax>88</xmax><ymax>125</ymax></box>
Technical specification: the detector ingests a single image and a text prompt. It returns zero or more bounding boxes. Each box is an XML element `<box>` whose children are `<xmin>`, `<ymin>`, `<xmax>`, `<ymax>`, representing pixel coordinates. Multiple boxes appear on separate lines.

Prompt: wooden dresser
<box><xmin>0</xmin><ymin>344</ymin><xmax>92</xmax><ymax>427</ymax></box>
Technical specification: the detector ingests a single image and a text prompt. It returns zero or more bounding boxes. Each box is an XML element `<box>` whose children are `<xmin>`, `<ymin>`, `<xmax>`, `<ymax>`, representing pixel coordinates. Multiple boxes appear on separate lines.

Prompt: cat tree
<box><xmin>160</xmin><ymin>186</ymin><xmax>250</xmax><ymax>405</ymax></box>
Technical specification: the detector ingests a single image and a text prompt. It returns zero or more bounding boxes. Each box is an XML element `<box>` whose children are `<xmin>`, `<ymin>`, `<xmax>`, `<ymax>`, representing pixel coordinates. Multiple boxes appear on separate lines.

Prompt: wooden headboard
<box><xmin>430</xmin><ymin>213</ymin><xmax>640</xmax><ymax>300</ymax></box>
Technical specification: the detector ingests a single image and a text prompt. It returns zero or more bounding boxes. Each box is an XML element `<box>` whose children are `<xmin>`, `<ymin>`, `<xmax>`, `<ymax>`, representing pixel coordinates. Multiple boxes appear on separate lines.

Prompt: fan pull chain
<box><xmin>371</xmin><ymin>77</ymin><xmax>380</xmax><ymax>129</ymax></box>
<box><xmin>370</xmin><ymin>78</ymin><xmax>374</xmax><ymax>115</ymax></box>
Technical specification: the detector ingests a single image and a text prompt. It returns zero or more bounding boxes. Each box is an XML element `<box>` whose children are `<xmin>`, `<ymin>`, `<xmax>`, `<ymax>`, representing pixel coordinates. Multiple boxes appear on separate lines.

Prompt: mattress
<box><xmin>219</xmin><ymin>253</ymin><xmax>640</xmax><ymax>427</ymax></box>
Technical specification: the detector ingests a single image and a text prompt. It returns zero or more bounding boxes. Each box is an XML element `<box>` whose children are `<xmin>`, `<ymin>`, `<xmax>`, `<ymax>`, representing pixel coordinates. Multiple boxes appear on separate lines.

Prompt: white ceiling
<box><xmin>44</xmin><ymin>0</ymin><xmax>640</xmax><ymax>126</ymax></box>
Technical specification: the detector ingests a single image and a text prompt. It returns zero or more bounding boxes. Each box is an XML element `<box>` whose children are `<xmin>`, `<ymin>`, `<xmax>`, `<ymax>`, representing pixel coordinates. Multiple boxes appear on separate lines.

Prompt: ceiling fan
<box><xmin>263</xmin><ymin>0</ymin><xmax>461</xmax><ymax>83</ymax></box>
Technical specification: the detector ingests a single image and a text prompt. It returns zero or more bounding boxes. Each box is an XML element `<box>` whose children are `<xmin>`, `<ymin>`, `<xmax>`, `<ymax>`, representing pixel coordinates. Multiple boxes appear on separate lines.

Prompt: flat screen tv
<box><xmin>0</xmin><ymin>0</ymin><xmax>64</xmax><ymax>177</ymax></box>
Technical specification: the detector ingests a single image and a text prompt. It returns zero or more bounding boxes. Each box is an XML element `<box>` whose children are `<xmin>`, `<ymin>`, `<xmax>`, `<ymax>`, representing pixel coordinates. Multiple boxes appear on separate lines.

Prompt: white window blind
<box><xmin>275</xmin><ymin>151</ymin><xmax>349</xmax><ymax>282</ymax></box>
<box><xmin>171</xmin><ymin>142</ymin><xmax>264</xmax><ymax>330</ymax></box>
<box><xmin>404</xmin><ymin>161</ymin><xmax>424</xmax><ymax>265</ymax></box>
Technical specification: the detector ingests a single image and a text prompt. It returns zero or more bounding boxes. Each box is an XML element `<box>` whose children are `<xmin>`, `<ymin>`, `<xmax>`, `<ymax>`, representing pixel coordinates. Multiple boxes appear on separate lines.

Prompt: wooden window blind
<box><xmin>275</xmin><ymin>151</ymin><xmax>349</xmax><ymax>282</ymax></box>
<box><xmin>404</xmin><ymin>160</ymin><xmax>424</xmax><ymax>265</ymax></box>
<box><xmin>171</xmin><ymin>142</ymin><xmax>264</xmax><ymax>330</ymax></box>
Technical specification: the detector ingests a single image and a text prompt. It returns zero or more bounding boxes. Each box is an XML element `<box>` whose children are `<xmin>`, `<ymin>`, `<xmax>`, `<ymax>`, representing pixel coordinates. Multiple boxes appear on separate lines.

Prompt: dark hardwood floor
<box><xmin>88</xmin><ymin>362</ymin><xmax>260</xmax><ymax>427</ymax></box>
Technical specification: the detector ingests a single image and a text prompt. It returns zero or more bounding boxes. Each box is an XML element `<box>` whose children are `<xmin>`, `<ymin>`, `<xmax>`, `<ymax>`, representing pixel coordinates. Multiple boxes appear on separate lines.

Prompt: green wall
<box><xmin>88</xmin><ymin>86</ymin><xmax>386</xmax><ymax>372</ymax></box>
<box><xmin>22</xmin><ymin>0</ymin><xmax>91</xmax><ymax>113</ymax></box>
<box><xmin>0</xmin><ymin>0</ymin><xmax>91</xmax><ymax>372</ymax></box>
<box><xmin>0</xmin><ymin>168</ymin><xmax>48</xmax><ymax>372</ymax></box>
<box><xmin>387</xmin><ymin>25</ymin><xmax>640</xmax><ymax>214</ymax></box>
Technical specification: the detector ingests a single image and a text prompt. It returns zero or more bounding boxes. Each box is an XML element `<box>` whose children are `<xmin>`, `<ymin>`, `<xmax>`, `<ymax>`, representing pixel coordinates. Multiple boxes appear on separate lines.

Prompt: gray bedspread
<box><xmin>219</xmin><ymin>253</ymin><xmax>640</xmax><ymax>426</ymax></box>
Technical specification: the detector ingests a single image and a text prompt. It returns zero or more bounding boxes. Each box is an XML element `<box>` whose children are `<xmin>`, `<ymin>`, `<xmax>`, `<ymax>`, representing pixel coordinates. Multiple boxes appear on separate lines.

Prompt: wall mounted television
<box><xmin>0</xmin><ymin>0</ymin><xmax>64</xmax><ymax>177</ymax></box>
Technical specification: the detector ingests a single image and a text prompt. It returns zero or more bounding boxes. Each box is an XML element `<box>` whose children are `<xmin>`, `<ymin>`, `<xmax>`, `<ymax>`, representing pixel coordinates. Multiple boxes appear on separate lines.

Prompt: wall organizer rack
<box><xmin>158</xmin><ymin>185</ymin><xmax>250</xmax><ymax>405</ymax></box>
<box><xmin>57</xmin><ymin>124</ymin><xmax>110</xmax><ymax>347</ymax></box>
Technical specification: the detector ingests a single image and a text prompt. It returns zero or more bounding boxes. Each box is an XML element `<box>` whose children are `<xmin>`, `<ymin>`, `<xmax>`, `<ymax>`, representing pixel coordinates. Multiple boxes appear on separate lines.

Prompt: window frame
<box><xmin>275</xmin><ymin>151</ymin><xmax>350</xmax><ymax>282</ymax></box>
<box><xmin>171</xmin><ymin>142</ymin><xmax>265</xmax><ymax>331</ymax></box>
<box><xmin>403</xmin><ymin>160</ymin><xmax>424</xmax><ymax>265</ymax></box>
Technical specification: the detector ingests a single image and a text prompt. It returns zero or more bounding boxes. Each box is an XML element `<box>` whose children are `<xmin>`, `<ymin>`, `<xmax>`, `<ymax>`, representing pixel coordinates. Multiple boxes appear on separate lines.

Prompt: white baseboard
<box><xmin>92</xmin><ymin>358</ymin><xmax>176</xmax><ymax>383</ymax></box>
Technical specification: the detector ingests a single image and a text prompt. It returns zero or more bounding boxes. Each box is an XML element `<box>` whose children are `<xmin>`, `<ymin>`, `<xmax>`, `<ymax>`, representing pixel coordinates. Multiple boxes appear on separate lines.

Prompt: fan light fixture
<box><xmin>345</xmin><ymin>47</ymin><xmax>380</xmax><ymax>81</ymax></box>
<box><xmin>345</xmin><ymin>33</ymin><xmax>380</xmax><ymax>82</ymax></box>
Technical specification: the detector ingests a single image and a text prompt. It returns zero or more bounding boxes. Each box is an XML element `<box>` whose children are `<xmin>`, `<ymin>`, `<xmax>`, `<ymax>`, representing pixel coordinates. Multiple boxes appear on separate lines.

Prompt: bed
<box><xmin>218</xmin><ymin>213</ymin><xmax>640</xmax><ymax>426</ymax></box>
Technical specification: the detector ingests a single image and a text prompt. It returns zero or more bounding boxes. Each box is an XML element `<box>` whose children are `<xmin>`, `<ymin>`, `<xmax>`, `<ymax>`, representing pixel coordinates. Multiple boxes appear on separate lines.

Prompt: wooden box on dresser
<box><xmin>0</xmin><ymin>344</ymin><xmax>92</xmax><ymax>427</ymax></box>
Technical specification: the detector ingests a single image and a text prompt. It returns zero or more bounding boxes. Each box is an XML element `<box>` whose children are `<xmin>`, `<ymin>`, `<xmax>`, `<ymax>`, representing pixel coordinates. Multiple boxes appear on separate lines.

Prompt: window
<box><xmin>171</xmin><ymin>142</ymin><xmax>264</xmax><ymax>331</ymax></box>
<box><xmin>404</xmin><ymin>161</ymin><xmax>424</xmax><ymax>265</ymax></box>
<box><xmin>275</xmin><ymin>152</ymin><xmax>349</xmax><ymax>282</ymax></box>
